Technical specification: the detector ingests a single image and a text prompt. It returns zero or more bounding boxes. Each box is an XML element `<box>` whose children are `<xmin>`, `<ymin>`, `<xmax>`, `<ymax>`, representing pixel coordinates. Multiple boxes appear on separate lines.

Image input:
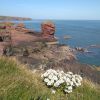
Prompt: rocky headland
<box><xmin>0</xmin><ymin>16</ymin><xmax>32</xmax><ymax>21</ymax></box>
<box><xmin>0</xmin><ymin>21</ymin><xmax>100</xmax><ymax>84</ymax></box>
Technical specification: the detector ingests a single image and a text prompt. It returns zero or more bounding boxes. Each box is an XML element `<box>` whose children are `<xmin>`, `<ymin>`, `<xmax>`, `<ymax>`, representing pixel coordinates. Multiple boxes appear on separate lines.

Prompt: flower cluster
<box><xmin>41</xmin><ymin>69</ymin><xmax>82</xmax><ymax>94</ymax></box>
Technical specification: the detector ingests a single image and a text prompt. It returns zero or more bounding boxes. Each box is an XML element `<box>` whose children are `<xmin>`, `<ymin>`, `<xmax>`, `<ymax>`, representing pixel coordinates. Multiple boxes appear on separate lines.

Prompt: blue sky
<box><xmin>0</xmin><ymin>0</ymin><xmax>100</xmax><ymax>20</ymax></box>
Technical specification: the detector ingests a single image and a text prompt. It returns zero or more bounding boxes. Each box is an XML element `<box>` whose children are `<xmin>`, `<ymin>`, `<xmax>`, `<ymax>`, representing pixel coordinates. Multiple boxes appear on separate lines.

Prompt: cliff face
<box><xmin>0</xmin><ymin>16</ymin><xmax>32</xmax><ymax>21</ymax></box>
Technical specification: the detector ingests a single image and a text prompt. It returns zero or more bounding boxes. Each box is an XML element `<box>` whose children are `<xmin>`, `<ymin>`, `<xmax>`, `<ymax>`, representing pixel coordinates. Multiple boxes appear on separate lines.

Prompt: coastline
<box><xmin>0</xmin><ymin>21</ymin><xmax>100</xmax><ymax>84</ymax></box>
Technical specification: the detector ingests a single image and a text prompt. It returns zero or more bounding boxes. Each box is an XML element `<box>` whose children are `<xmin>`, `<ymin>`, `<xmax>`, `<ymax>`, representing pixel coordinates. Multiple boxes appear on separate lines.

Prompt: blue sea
<box><xmin>5</xmin><ymin>20</ymin><xmax>100</xmax><ymax>66</ymax></box>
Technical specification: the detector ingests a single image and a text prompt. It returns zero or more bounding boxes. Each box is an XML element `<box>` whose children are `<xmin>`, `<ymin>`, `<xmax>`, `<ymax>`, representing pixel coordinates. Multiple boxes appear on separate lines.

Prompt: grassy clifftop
<box><xmin>0</xmin><ymin>57</ymin><xmax>100</xmax><ymax>100</ymax></box>
<box><xmin>0</xmin><ymin>16</ymin><xmax>32</xmax><ymax>21</ymax></box>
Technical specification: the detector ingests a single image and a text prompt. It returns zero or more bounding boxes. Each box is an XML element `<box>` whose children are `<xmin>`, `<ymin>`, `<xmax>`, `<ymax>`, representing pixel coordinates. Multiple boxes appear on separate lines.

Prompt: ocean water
<box><xmin>12</xmin><ymin>20</ymin><xmax>100</xmax><ymax>66</ymax></box>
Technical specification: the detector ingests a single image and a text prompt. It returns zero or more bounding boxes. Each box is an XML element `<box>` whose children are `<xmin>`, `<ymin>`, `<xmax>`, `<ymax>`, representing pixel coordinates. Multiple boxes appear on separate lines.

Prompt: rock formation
<box><xmin>41</xmin><ymin>21</ymin><xmax>55</xmax><ymax>38</ymax></box>
<box><xmin>15</xmin><ymin>23</ymin><xmax>32</xmax><ymax>33</ymax></box>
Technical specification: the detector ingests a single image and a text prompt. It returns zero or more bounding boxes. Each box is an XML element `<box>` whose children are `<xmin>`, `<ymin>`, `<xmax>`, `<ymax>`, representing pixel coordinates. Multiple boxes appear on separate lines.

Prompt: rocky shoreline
<box><xmin>0</xmin><ymin>21</ymin><xmax>100</xmax><ymax>84</ymax></box>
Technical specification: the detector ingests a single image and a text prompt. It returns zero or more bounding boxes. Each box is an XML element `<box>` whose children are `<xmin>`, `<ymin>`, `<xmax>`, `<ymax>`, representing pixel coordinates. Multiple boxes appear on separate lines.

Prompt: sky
<box><xmin>0</xmin><ymin>0</ymin><xmax>100</xmax><ymax>20</ymax></box>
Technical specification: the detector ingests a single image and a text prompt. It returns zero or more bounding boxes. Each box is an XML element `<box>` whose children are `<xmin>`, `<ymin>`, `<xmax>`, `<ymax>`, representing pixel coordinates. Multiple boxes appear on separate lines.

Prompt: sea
<box><xmin>1</xmin><ymin>20</ymin><xmax>100</xmax><ymax>66</ymax></box>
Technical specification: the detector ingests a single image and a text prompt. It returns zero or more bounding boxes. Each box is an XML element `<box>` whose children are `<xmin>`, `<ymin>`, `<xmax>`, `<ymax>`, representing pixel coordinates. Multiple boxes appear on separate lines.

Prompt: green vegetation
<box><xmin>0</xmin><ymin>57</ymin><xmax>100</xmax><ymax>100</ymax></box>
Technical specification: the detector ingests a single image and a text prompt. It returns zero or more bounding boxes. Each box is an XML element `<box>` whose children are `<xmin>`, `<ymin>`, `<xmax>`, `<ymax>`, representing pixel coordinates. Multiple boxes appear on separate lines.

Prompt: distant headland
<box><xmin>0</xmin><ymin>16</ymin><xmax>32</xmax><ymax>21</ymax></box>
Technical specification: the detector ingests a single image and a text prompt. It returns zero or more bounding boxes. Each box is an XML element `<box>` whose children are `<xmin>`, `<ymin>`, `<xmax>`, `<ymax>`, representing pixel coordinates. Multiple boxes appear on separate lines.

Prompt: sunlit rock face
<box><xmin>15</xmin><ymin>23</ymin><xmax>31</xmax><ymax>33</ymax></box>
<box><xmin>15</xmin><ymin>23</ymin><xmax>25</xmax><ymax>31</ymax></box>
<box><xmin>41</xmin><ymin>21</ymin><xmax>55</xmax><ymax>38</ymax></box>
<box><xmin>16</xmin><ymin>23</ymin><xmax>25</xmax><ymax>28</ymax></box>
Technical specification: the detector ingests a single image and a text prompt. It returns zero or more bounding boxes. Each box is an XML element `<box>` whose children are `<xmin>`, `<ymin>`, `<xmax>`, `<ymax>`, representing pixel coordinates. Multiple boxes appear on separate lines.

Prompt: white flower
<box><xmin>72</xmin><ymin>78</ymin><xmax>76</xmax><ymax>83</ymax></box>
<box><xmin>76</xmin><ymin>82</ymin><xmax>81</xmax><ymax>87</ymax></box>
<box><xmin>48</xmin><ymin>74</ymin><xmax>53</xmax><ymax>80</ymax></box>
<box><xmin>59</xmin><ymin>79</ymin><xmax>64</xmax><ymax>84</ymax></box>
<box><xmin>47</xmin><ymin>81</ymin><xmax>52</xmax><ymax>86</ymax></box>
<box><xmin>75</xmin><ymin>83</ymin><xmax>79</xmax><ymax>87</ymax></box>
<box><xmin>77</xmin><ymin>76</ymin><xmax>82</xmax><ymax>81</ymax></box>
<box><xmin>47</xmin><ymin>98</ymin><xmax>50</xmax><ymax>100</ymax></box>
<box><xmin>69</xmin><ymin>81</ymin><xmax>73</xmax><ymax>86</ymax></box>
<box><xmin>54</xmin><ymin>81</ymin><xmax>60</xmax><ymax>87</ymax></box>
<box><xmin>65</xmin><ymin>74</ymin><xmax>72</xmax><ymax>78</ymax></box>
<box><xmin>67</xmin><ymin>86</ymin><xmax>73</xmax><ymax>90</ymax></box>
<box><xmin>67</xmin><ymin>72</ymin><xmax>73</xmax><ymax>75</ymax></box>
<box><xmin>60</xmin><ymin>70</ymin><xmax>64</xmax><ymax>74</ymax></box>
<box><xmin>44</xmin><ymin>78</ymin><xmax>49</xmax><ymax>83</ymax></box>
<box><xmin>78</xmin><ymin>82</ymin><xmax>81</xmax><ymax>86</ymax></box>
<box><xmin>76</xmin><ymin>78</ymin><xmax>81</xmax><ymax>83</ymax></box>
<box><xmin>52</xmin><ymin>70</ymin><xmax>57</xmax><ymax>74</ymax></box>
<box><xmin>63</xmin><ymin>76</ymin><xmax>67</xmax><ymax>81</ymax></box>
<box><xmin>50</xmin><ymin>79</ymin><xmax>54</xmax><ymax>84</ymax></box>
<box><xmin>64</xmin><ymin>89</ymin><xmax>72</xmax><ymax>93</ymax></box>
<box><xmin>66</xmin><ymin>77</ymin><xmax>71</xmax><ymax>83</ymax></box>
<box><xmin>52</xmin><ymin>75</ymin><xmax>58</xmax><ymax>81</ymax></box>
<box><xmin>66</xmin><ymin>82</ymin><xmax>70</xmax><ymax>86</ymax></box>
<box><xmin>75</xmin><ymin>74</ymin><xmax>82</xmax><ymax>81</ymax></box>
<box><xmin>41</xmin><ymin>74</ymin><xmax>44</xmax><ymax>78</ymax></box>
<box><xmin>43</xmin><ymin>72</ymin><xmax>49</xmax><ymax>77</ymax></box>
<box><xmin>51</xmin><ymin>89</ymin><xmax>56</xmax><ymax>94</ymax></box>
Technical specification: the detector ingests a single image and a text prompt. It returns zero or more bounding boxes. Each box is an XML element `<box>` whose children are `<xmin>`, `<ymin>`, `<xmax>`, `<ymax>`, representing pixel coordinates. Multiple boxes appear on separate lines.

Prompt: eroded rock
<box><xmin>41</xmin><ymin>21</ymin><xmax>55</xmax><ymax>38</ymax></box>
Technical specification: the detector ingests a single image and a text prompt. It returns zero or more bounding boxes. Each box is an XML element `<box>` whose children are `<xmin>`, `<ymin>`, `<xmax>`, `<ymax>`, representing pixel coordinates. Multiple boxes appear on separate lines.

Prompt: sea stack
<box><xmin>41</xmin><ymin>21</ymin><xmax>55</xmax><ymax>38</ymax></box>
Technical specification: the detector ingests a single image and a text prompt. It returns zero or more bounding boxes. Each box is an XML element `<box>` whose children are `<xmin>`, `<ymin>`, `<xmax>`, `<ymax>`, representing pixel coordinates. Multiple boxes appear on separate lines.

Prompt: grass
<box><xmin>0</xmin><ymin>57</ymin><xmax>100</xmax><ymax>100</ymax></box>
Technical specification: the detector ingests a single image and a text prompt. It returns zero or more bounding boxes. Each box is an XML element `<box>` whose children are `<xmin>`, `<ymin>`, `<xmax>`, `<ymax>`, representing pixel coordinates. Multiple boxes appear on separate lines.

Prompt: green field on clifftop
<box><xmin>0</xmin><ymin>16</ymin><xmax>32</xmax><ymax>21</ymax></box>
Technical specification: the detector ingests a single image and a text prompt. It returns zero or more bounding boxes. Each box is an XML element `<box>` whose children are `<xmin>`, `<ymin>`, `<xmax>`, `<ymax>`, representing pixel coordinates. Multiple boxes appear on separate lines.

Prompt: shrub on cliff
<box><xmin>41</xmin><ymin>69</ymin><xmax>82</xmax><ymax>94</ymax></box>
